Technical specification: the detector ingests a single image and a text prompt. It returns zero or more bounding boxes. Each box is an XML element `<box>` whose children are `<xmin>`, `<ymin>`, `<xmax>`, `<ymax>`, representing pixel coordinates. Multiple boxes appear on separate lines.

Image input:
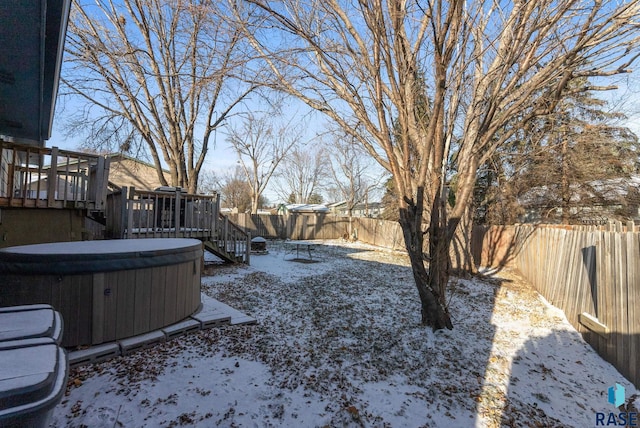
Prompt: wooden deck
<box><xmin>0</xmin><ymin>142</ymin><xmax>109</xmax><ymax>211</ymax></box>
<box><xmin>106</xmin><ymin>186</ymin><xmax>250</xmax><ymax>264</ymax></box>
<box><xmin>0</xmin><ymin>141</ymin><xmax>249</xmax><ymax>264</ymax></box>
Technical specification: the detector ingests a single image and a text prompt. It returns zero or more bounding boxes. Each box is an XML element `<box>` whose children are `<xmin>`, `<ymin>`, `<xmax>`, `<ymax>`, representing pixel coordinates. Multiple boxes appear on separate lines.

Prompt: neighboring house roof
<box><xmin>326</xmin><ymin>201</ymin><xmax>347</xmax><ymax>209</ymax></box>
<box><xmin>0</xmin><ymin>0</ymin><xmax>71</xmax><ymax>145</ymax></box>
<box><xmin>281</xmin><ymin>203</ymin><xmax>330</xmax><ymax>213</ymax></box>
<box><xmin>352</xmin><ymin>202</ymin><xmax>382</xmax><ymax>210</ymax></box>
<box><xmin>38</xmin><ymin>152</ymin><xmax>169</xmax><ymax>192</ymax></box>
<box><xmin>332</xmin><ymin>201</ymin><xmax>383</xmax><ymax>212</ymax></box>
<box><xmin>106</xmin><ymin>153</ymin><xmax>168</xmax><ymax>172</ymax></box>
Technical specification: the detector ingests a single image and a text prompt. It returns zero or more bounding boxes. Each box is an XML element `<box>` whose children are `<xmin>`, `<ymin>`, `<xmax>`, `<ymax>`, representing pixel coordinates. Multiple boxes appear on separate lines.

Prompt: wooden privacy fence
<box><xmin>228</xmin><ymin>214</ymin><xmax>477</xmax><ymax>262</ymax></box>
<box><xmin>510</xmin><ymin>223</ymin><xmax>639</xmax><ymax>388</ymax></box>
<box><xmin>228</xmin><ymin>213</ymin><xmax>351</xmax><ymax>240</ymax></box>
<box><xmin>288</xmin><ymin>214</ymin><xmax>349</xmax><ymax>240</ymax></box>
<box><xmin>352</xmin><ymin>217</ymin><xmax>406</xmax><ymax>251</ymax></box>
<box><xmin>228</xmin><ymin>214</ymin><xmax>405</xmax><ymax>247</ymax></box>
<box><xmin>227</xmin><ymin>213</ymin><xmax>288</xmax><ymax>239</ymax></box>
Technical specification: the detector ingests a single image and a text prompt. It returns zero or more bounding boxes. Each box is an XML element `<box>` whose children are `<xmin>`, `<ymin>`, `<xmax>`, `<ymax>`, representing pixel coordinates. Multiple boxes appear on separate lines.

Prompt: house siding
<box><xmin>108</xmin><ymin>157</ymin><xmax>165</xmax><ymax>191</ymax></box>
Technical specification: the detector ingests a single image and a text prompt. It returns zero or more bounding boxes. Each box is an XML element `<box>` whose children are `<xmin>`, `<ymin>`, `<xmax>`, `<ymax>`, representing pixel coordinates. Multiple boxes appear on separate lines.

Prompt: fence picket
<box><xmin>470</xmin><ymin>223</ymin><xmax>637</xmax><ymax>388</ymax></box>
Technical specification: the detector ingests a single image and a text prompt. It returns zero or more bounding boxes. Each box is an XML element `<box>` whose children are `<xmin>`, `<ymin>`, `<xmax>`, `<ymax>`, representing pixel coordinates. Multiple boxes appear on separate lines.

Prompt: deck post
<box><xmin>126</xmin><ymin>186</ymin><xmax>136</xmax><ymax>239</ymax></box>
<box><xmin>47</xmin><ymin>147</ymin><xmax>58</xmax><ymax>207</ymax></box>
<box><xmin>91</xmin><ymin>156</ymin><xmax>110</xmax><ymax>210</ymax></box>
<box><xmin>223</xmin><ymin>215</ymin><xmax>229</xmax><ymax>254</ymax></box>
<box><xmin>246</xmin><ymin>230</ymin><xmax>251</xmax><ymax>265</ymax></box>
<box><xmin>118</xmin><ymin>187</ymin><xmax>128</xmax><ymax>239</ymax></box>
<box><xmin>213</xmin><ymin>195</ymin><xmax>220</xmax><ymax>240</ymax></box>
<box><xmin>174</xmin><ymin>188</ymin><xmax>181</xmax><ymax>237</ymax></box>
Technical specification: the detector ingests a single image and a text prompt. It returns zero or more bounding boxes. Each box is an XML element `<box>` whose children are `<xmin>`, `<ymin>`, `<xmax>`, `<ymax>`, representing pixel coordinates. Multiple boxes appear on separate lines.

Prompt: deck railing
<box><xmin>107</xmin><ymin>186</ymin><xmax>219</xmax><ymax>239</ymax></box>
<box><xmin>106</xmin><ymin>186</ymin><xmax>250</xmax><ymax>262</ymax></box>
<box><xmin>0</xmin><ymin>141</ymin><xmax>109</xmax><ymax>210</ymax></box>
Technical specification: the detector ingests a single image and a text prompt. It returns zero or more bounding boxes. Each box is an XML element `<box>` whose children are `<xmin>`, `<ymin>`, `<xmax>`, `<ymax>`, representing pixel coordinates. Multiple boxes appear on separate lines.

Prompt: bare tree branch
<box><xmin>62</xmin><ymin>0</ymin><xmax>261</xmax><ymax>192</ymax></box>
<box><xmin>232</xmin><ymin>0</ymin><xmax>640</xmax><ymax>329</ymax></box>
<box><xmin>226</xmin><ymin>110</ymin><xmax>302</xmax><ymax>212</ymax></box>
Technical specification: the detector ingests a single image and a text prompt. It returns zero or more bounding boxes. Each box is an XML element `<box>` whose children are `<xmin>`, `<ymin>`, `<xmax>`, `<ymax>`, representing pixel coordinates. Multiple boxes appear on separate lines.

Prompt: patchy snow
<box><xmin>51</xmin><ymin>240</ymin><xmax>639</xmax><ymax>427</ymax></box>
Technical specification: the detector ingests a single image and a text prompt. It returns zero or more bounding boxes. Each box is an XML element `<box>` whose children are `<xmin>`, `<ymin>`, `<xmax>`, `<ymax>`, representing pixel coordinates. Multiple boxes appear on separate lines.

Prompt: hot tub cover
<box><xmin>0</xmin><ymin>238</ymin><xmax>203</xmax><ymax>275</ymax></box>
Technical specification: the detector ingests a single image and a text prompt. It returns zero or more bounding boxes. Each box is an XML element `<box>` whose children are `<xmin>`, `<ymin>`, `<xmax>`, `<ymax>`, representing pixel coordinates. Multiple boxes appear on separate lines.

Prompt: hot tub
<box><xmin>0</xmin><ymin>239</ymin><xmax>203</xmax><ymax>348</ymax></box>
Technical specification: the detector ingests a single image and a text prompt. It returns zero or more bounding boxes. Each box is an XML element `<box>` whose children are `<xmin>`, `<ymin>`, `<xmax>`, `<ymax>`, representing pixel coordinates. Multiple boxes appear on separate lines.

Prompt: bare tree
<box><xmin>234</xmin><ymin>0</ymin><xmax>640</xmax><ymax>329</ymax></box>
<box><xmin>275</xmin><ymin>146</ymin><xmax>329</xmax><ymax>204</ymax></box>
<box><xmin>326</xmin><ymin>129</ymin><xmax>384</xmax><ymax>238</ymax></box>
<box><xmin>197</xmin><ymin>170</ymin><xmax>222</xmax><ymax>195</ymax></box>
<box><xmin>328</xmin><ymin>130</ymin><xmax>382</xmax><ymax>214</ymax></box>
<box><xmin>226</xmin><ymin>111</ymin><xmax>301</xmax><ymax>213</ymax></box>
<box><xmin>218</xmin><ymin>166</ymin><xmax>254</xmax><ymax>212</ymax></box>
<box><xmin>63</xmin><ymin>0</ymin><xmax>259</xmax><ymax>193</ymax></box>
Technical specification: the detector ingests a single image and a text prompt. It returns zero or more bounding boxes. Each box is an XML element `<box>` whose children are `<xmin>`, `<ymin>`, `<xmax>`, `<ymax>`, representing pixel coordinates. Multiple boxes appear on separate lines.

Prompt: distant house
<box><xmin>277</xmin><ymin>203</ymin><xmax>330</xmax><ymax>214</ymax></box>
<box><xmin>327</xmin><ymin>201</ymin><xmax>384</xmax><ymax>218</ymax></box>
<box><xmin>518</xmin><ymin>175</ymin><xmax>640</xmax><ymax>224</ymax></box>
<box><xmin>326</xmin><ymin>201</ymin><xmax>346</xmax><ymax>215</ymax></box>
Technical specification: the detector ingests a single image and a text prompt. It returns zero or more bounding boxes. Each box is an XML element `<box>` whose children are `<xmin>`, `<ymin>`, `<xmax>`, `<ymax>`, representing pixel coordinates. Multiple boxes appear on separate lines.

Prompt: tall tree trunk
<box><xmin>398</xmin><ymin>189</ymin><xmax>453</xmax><ymax>330</ymax></box>
<box><xmin>450</xmin><ymin>204</ymin><xmax>478</xmax><ymax>276</ymax></box>
<box><xmin>561</xmin><ymin>138</ymin><xmax>570</xmax><ymax>224</ymax></box>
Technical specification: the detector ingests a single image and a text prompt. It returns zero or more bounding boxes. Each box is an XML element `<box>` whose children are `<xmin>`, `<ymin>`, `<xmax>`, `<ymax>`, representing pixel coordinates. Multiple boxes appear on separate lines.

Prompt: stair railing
<box><xmin>216</xmin><ymin>212</ymin><xmax>251</xmax><ymax>264</ymax></box>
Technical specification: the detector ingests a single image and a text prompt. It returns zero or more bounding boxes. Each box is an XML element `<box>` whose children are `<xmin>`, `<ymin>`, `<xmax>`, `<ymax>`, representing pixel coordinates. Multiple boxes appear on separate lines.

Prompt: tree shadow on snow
<box><xmin>500</xmin><ymin>329</ymin><xmax>639</xmax><ymax>428</ymax></box>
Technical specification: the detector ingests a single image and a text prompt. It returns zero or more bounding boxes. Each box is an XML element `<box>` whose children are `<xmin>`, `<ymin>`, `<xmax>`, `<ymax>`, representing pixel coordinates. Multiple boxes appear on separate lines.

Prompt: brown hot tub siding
<box><xmin>0</xmin><ymin>239</ymin><xmax>202</xmax><ymax>348</ymax></box>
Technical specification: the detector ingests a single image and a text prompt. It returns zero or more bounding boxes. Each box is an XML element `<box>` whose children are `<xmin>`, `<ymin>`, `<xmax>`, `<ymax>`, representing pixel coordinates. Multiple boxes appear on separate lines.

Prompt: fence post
<box><xmin>285</xmin><ymin>213</ymin><xmax>292</xmax><ymax>240</ymax></box>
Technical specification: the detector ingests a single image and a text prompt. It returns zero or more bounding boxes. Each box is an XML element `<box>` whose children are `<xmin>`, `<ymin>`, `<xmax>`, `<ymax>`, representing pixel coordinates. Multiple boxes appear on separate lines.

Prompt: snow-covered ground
<box><xmin>51</xmin><ymin>240</ymin><xmax>639</xmax><ymax>427</ymax></box>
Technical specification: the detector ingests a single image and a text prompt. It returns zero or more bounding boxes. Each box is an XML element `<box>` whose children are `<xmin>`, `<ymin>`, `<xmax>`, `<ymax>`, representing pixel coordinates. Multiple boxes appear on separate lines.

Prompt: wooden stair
<box><xmin>201</xmin><ymin>213</ymin><xmax>250</xmax><ymax>264</ymax></box>
<box><xmin>202</xmin><ymin>239</ymin><xmax>247</xmax><ymax>264</ymax></box>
